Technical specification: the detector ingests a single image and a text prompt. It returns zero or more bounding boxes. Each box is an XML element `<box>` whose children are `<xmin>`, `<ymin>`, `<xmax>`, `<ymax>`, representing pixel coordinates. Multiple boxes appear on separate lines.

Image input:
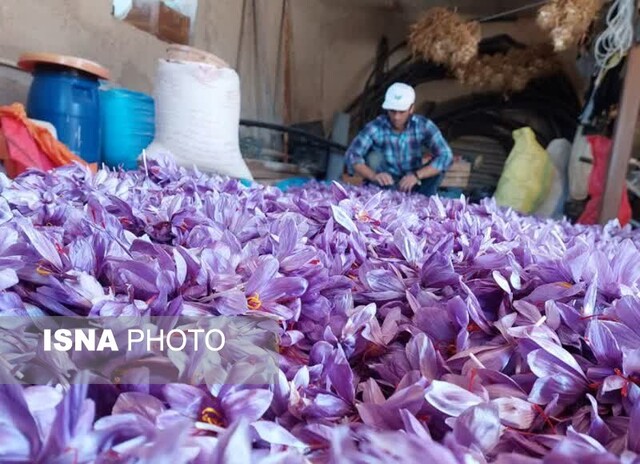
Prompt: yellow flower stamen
<box><xmin>356</xmin><ymin>210</ymin><xmax>370</xmax><ymax>222</ymax></box>
<box><xmin>36</xmin><ymin>265</ymin><xmax>52</xmax><ymax>276</ymax></box>
<box><xmin>201</xmin><ymin>407</ymin><xmax>224</xmax><ymax>426</ymax></box>
<box><xmin>247</xmin><ymin>293</ymin><xmax>262</xmax><ymax>311</ymax></box>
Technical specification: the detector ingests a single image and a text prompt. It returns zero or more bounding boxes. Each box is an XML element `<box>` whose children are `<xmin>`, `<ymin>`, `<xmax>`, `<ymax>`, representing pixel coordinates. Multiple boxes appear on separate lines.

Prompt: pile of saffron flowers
<box><xmin>0</xmin><ymin>153</ymin><xmax>640</xmax><ymax>463</ymax></box>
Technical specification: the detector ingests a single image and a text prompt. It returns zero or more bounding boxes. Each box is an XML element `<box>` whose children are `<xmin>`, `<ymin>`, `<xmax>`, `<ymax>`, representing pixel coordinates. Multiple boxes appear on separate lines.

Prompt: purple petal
<box><xmin>0</xmin><ymin>268</ymin><xmax>19</xmax><ymax>291</ymax></box>
<box><xmin>586</xmin><ymin>321</ymin><xmax>622</xmax><ymax>367</ymax></box>
<box><xmin>528</xmin><ymin>374</ymin><xmax>585</xmax><ymax>405</ymax></box>
<box><xmin>406</xmin><ymin>333</ymin><xmax>439</xmax><ymax>380</ymax></box>
<box><xmin>614</xmin><ymin>296</ymin><xmax>640</xmax><ymax>337</ymax></box>
<box><xmin>23</xmin><ymin>386</ymin><xmax>64</xmax><ymax>440</ymax></box>
<box><xmin>330</xmin><ymin>205</ymin><xmax>357</xmax><ymax>234</ymax></box>
<box><xmin>303</xmin><ymin>393</ymin><xmax>351</xmax><ymax>420</ymax></box>
<box><xmin>451</xmin><ymin>402</ymin><xmax>502</xmax><ymax>453</ymax></box>
<box><xmin>39</xmin><ymin>382</ymin><xmax>95</xmax><ymax>459</ymax></box>
<box><xmin>274</xmin><ymin>217</ymin><xmax>299</xmax><ymax>259</ymax></box>
<box><xmin>251</xmin><ymin>421</ymin><xmax>306</xmax><ymax>448</ymax></box>
<box><xmin>425</xmin><ymin>380</ymin><xmax>484</xmax><ymax>417</ymax></box>
<box><xmin>399</xmin><ymin>409</ymin><xmax>432</xmax><ymax>441</ymax></box>
<box><xmin>524</xmin><ymin>282</ymin><xmax>582</xmax><ymax>305</ymax></box>
<box><xmin>0</xmin><ymin>371</ymin><xmax>40</xmax><ymax>459</ymax></box>
<box><xmin>476</xmin><ymin>370</ymin><xmax>528</xmax><ymax>400</ymax></box>
<box><xmin>525</xmin><ymin>336</ymin><xmax>587</xmax><ymax>381</ymax></box>
<box><xmin>492</xmin><ymin>397</ymin><xmax>535</xmax><ymax>429</ymax></box>
<box><xmin>362</xmin><ymin>269</ymin><xmax>405</xmax><ymax>300</ymax></box>
<box><xmin>214</xmin><ymin>290</ymin><xmax>248</xmax><ymax>315</ymax></box>
<box><xmin>585</xmin><ymin>394</ymin><xmax>610</xmax><ymax>445</ymax></box>
<box><xmin>629</xmin><ymin>399</ymin><xmax>640</xmax><ymax>453</ymax></box>
<box><xmin>360</xmin><ymin>379</ymin><xmax>385</xmax><ymax>405</ymax></box>
<box><xmin>112</xmin><ymin>392</ymin><xmax>165</xmax><ymax>422</ymax></box>
<box><xmin>221</xmin><ymin>389</ymin><xmax>273</xmax><ymax>423</ymax></box>
<box><xmin>245</xmin><ymin>256</ymin><xmax>279</xmax><ymax>296</ymax></box>
<box><xmin>162</xmin><ymin>384</ymin><xmax>206</xmax><ymax>419</ymax></box>
<box><xmin>394</xmin><ymin>227</ymin><xmax>421</xmax><ymax>264</ymax></box>
<box><xmin>420</xmin><ymin>251</ymin><xmax>459</xmax><ymax>289</ymax></box>
<box><xmin>260</xmin><ymin>277</ymin><xmax>308</xmax><ymax>302</ymax></box>
<box><xmin>357</xmin><ymin>384</ymin><xmax>425</xmax><ymax>429</ymax></box>
<box><xmin>280</xmin><ymin>249</ymin><xmax>316</xmax><ymax>272</ymax></box>
<box><xmin>16</xmin><ymin>219</ymin><xmax>63</xmax><ymax>269</ymax></box>
<box><xmin>326</xmin><ymin>346</ymin><xmax>355</xmax><ymax>404</ymax></box>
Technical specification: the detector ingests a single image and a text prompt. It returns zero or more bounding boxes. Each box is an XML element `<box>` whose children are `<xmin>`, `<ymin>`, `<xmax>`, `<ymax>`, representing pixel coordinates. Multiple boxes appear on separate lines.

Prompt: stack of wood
<box><xmin>440</xmin><ymin>159</ymin><xmax>472</xmax><ymax>188</ymax></box>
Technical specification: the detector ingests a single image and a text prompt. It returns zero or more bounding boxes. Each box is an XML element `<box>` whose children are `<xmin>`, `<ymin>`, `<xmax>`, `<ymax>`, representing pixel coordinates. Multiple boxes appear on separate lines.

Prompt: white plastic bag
<box><xmin>568</xmin><ymin>128</ymin><xmax>593</xmax><ymax>200</ymax></box>
<box><xmin>534</xmin><ymin>138</ymin><xmax>571</xmax><ymax>219</ymax></box>
<box><xmin>145</xmin><ymin>59</ymin><xmax>253</xmax><ymax>180</ymax></box>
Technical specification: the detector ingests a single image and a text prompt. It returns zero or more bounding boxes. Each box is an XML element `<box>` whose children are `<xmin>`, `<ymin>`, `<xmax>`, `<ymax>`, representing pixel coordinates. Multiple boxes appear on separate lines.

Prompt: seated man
<box><xmin>345</xmin><ymin>82</ymin><xmax>453</xmax><ymax>196</ymax></box>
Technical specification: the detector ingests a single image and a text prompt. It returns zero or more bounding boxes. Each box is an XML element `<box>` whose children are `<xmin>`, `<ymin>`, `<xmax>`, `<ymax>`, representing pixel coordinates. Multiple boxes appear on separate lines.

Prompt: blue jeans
<box><xmin>365</xmin><ymin>151</ymin><xmax>444</xmax><ymax>196</ymax></box>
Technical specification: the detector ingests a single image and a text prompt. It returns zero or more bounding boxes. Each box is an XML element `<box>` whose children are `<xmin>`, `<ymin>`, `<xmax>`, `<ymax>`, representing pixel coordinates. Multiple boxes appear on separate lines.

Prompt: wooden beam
<box><xmin>599</xmin><ymin>45</ymin><xmax>640</xmax><ymax>224</ymax></box>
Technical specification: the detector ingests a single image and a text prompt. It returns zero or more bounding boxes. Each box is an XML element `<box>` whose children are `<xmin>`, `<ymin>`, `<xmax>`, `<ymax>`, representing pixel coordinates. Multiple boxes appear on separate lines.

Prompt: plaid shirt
<box><xmin>345</xmin><ymin>114</ymin><xmax>453</xmax><ymax>177</ymax></box>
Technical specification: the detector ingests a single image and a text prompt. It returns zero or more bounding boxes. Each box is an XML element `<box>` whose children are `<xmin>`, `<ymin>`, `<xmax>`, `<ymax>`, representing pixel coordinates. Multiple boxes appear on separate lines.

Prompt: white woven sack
<box><xmin>146</xmin><ymin>59</ymin><xmax>253</xmax><ymax>180</ymax></box>
<box><xmin>568</xmin><ymin>130</ymin><xmax>592</xmax><ymax>201</ymax></box>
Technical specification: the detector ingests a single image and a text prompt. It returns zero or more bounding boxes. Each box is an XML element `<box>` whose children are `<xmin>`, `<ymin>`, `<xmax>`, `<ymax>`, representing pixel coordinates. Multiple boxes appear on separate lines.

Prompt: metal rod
<box><xmin>235</xmin><ymin>0</ymin><xmax>248</xmax><ymax>71</ymax></box>
<box><xmin>273</xmin><ymin>0</ymin><xmax>287</xmax><ymax>119</ymax></box>
<box><xmin>478</xmin><ymin>0</ymin><xmax>550</xmax><ymax>23</ymax></box>
<box><xmin>240</xmin><ymin>119</ymin><xmax>348</xmax><ymax>152</ymax></box>
<box><xmin>598</xmin><ymin>45</ymin><xmax>640</xmax><ymax>224</ymax></box>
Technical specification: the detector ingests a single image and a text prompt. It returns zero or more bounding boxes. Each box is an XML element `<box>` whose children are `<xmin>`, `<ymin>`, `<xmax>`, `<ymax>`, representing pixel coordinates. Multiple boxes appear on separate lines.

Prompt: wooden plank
<box><xmin>440</xmin><ymin>178</ymin><xmax>470</xmax><ymax>188</ymax></box>
<box><xmin>246</xmin><ymin>159</ymin><xmax>301</xmax><ymax>174</ymax></box>
<box><xmin>258</xmin><ymin>148</ymin><xmax>288</xmax><ymax>161</ymax></box>
<box><xmin>600</xmin><ymin>45</ymin><xmax>640</xmax><ymax>224</ymax></box>
<box><xmin>447</xmin><ymin>163</ymin><xmax>472</xmax><ymax>173</ymax></box>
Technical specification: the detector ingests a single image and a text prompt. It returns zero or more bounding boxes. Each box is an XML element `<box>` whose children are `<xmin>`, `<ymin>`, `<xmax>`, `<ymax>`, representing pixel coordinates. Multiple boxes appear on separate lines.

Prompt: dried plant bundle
<box><xmin>408</xmin><ymin>7</ymin><xmax>481</xmax><ymax>68</ymax></box>
<box><xmin>537</xmin><ymin>0</ymin><xmax>602</xmax><ymax>51</ymax></box>
<box><xmin>453</xmin><ymin>45</ymin><xmax>561</xmax><ymax>93</ymax></box>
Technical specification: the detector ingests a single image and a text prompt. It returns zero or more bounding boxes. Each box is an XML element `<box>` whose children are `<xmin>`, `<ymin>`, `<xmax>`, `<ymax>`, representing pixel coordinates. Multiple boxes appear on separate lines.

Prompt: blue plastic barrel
<box><xmin>274</xmin><ymin>177</ymin><xmax>313</xmax><ymax>191</ymax></box>
<box><xmin>26</xmin><ymin>64</ymin><xmax>102</xmax><ymax>163</ymax></box>
<box><xmin>100</xmin><ymin>88</ymin><xmax>155</xmax><ymax>170</ymax></box>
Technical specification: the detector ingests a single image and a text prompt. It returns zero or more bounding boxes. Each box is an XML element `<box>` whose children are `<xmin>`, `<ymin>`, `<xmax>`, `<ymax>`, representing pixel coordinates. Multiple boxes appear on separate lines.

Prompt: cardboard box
<box><xmin>158</xmin><ymin>3</ymin><xmax>191</xmax><ymax>45</ymax></box>
<box><xmin>123</xmin><ymin>0</ymin><xmax>193</xmax><ymax>45</ymax></box>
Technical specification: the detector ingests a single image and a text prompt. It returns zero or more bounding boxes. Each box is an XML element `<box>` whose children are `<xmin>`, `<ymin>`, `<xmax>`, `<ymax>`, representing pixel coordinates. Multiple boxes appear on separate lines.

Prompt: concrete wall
<box><xmin>0</xmin><ymin>0</ymin><xmax>584</xmax><ymax>131</ymax></box>
<box><xmin>0</xmin><ymin>0</ymin><xmax>274</xmax><ymax>121</ymax></box>
<box><xmin>0</xmin><ymin>0</ymin><xmax>165</xmax><ymax>93</ymax></box>
<box><xmin>0</xmin><ymin>0</ymin><xmax>410</xmax><ymax>128</ymax></box>
<box><xmin>289</xmin><ymin>0</ymin><xmax>408</xmax><ymax>125</ymax></box>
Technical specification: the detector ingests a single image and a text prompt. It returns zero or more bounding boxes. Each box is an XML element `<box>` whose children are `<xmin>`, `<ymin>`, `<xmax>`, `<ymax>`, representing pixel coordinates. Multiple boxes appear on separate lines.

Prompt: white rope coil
<box><xmin>594</xmin><ymin>0</ymin><xmax>635</xmax><ymax>70</ymax></box>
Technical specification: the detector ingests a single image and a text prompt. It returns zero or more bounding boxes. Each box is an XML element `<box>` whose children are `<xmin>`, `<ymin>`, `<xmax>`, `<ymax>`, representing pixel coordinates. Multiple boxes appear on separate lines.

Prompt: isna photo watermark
<box><xmin>42</xmin><ymin>327</ymin><xmax>227</xmax><ymax>353</ymax></box>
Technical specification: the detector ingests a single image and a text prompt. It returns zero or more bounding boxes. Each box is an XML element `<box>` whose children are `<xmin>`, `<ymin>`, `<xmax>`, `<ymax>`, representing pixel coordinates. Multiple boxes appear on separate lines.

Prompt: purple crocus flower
<box><xmin>0</xmin><ymin>369</ymin><xmax>105</xmax><ymax>462</ymax></box>
<box><xmin>218</xmin><ymin>256</ymin><xmax>308</xmax><ymax>320</ymax></box>
<box><xmin>162</xmin><ymin>383</ymin><xmax>273</xmax><ymax>431</ymax></box>
<box><xmin>356</xmin><ymin>380</ymin><xmax>428</xmax><ymax>430</ymax></box>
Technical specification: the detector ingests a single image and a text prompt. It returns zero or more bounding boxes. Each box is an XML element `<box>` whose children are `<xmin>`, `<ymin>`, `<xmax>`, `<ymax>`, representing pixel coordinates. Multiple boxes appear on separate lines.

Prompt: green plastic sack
<box><xmin>494</xmin><ymin>127</ymin><xmax>554</xmax><ymax>214</ymax></box>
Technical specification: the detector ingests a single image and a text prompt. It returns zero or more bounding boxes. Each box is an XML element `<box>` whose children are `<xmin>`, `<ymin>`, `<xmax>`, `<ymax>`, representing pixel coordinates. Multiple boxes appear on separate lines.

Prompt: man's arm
<box><xmin>398</xmin><ymin>120</ymin><xmax>452</xmax><ymax>192</ymax></box>
<box><xmin>353</xmin><ymin>163</ymin><xmax>377</xmax><ymax>181</ymax></box>
<box><xmin>346</xmin><ymin>123</ymin><xmax>394</xmax><ymax>186</ymax></box>
<box><xmin>416</xmin><ymin>120</ymin><xmax>453</xmax><ymax>180</ymax></box>
<box><xmin>345</xmin><ymin>126</ymin><xmax>373</xmax><ymax>176</ymax></box>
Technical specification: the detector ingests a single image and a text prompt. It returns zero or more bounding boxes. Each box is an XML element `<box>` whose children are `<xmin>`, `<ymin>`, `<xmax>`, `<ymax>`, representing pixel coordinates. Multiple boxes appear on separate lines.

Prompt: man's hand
<box><xmin>399</xmin><ymin>173</ymin><xmax>419</xmax><ymax>192</ymax></box>
<box><xmin>373</xmin><ymin>172</ymin><xmax>394</xmax><ymax>187</ymax></box>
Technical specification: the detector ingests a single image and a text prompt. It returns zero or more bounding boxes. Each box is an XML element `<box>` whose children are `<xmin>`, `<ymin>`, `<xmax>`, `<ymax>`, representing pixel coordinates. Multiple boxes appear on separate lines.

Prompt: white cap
<box><xmin>382</xmin><ymin>82</ymin><xmax>415</xmax><ymax>111</ymax></box>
